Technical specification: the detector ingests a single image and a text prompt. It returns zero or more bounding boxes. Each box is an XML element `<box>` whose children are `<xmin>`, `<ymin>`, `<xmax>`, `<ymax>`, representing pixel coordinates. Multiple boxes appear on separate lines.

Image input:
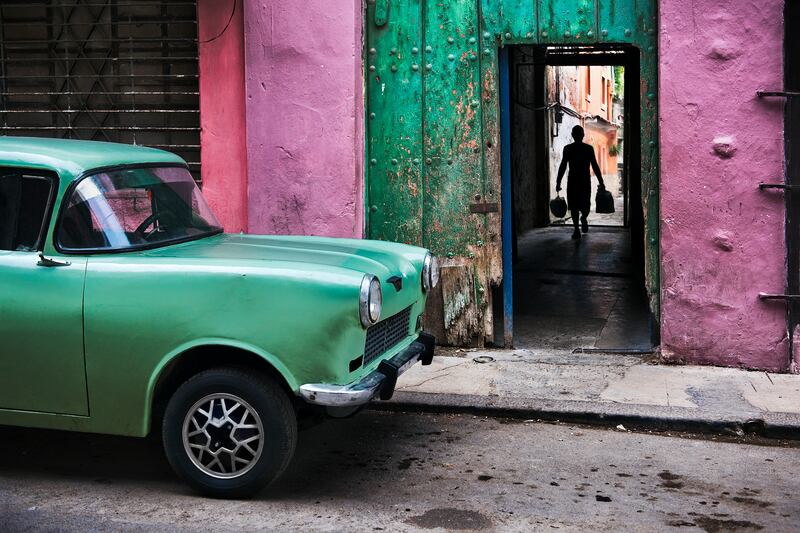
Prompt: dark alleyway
<box><xmin>513</xmin><ymin>226</ymin><xmax>651</xmax><ymax>351</ymax></box>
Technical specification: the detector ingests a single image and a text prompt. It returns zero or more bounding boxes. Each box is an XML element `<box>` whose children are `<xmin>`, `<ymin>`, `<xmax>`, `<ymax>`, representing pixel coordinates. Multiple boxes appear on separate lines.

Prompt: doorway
<box><xmin>501</xmin><ymin>45</ymin><xmax>653</xmax><ymax>353</ymax></box>
<box><xmin>364</xmin><ymin>0</ymin><xmax>660</xmax><ymax>346</ymax></box>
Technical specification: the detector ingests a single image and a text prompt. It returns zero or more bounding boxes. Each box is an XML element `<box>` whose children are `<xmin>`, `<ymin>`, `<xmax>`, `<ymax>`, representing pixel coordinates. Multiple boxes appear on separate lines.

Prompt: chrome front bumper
<box><xmin>298</xmin><ymin>332</ymin><xmax>435</xmax><ymax>407</ymax></box>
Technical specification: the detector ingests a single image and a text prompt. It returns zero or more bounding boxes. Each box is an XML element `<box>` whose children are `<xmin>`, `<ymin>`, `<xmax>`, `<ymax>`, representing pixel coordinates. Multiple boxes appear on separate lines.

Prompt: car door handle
<box><xmin>37</xmin><ymin>253</ymin><xmax>71</xmax><ymax>267</ymax></box>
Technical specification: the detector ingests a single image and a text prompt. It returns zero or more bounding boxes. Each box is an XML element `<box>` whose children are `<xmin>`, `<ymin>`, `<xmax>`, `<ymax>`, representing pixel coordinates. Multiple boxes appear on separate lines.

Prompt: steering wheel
<box><xmin>135</xmin><ymin>213</ymin><xmax>160</xmax><ymax>239</ymax></box>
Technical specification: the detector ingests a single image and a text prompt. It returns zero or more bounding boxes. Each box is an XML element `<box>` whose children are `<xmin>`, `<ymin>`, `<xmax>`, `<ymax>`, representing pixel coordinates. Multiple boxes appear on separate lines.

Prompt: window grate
<box><xmin>0</xmin><ymin>1</ymin><xmax>201</xmax><ymax>181</ymax></box>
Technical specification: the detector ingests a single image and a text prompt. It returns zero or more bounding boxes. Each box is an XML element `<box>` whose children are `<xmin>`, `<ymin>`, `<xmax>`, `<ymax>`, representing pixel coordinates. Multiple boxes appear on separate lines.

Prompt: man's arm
<box><xmin>590</xmin><ymin>149</ymin><xmax>605</xmax><ymax>188</ymax></box>
<box><xmin>556</xmin><ymin>148</ymin><xmax>568</xmax><ymax>192</ymax></box>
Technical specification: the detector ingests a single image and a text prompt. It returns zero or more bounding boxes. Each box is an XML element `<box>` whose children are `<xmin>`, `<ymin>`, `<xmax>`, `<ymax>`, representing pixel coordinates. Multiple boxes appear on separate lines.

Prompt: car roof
<box><xmin>0</xmin><ymin>136</ymin><xmax>185</xmax><ymax>180</ymax></box>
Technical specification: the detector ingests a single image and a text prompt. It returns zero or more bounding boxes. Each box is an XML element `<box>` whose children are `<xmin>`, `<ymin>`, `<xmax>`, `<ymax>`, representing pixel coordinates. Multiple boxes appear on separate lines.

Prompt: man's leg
<box><xmin>570</xmin><ymin>207</ymin><xmax>581</xmax><ymax>240</ymax></box>
<box><xmin>581</xmin><ymin>208</ymin><xmax>589</xmax><ymax>233</ymax></box>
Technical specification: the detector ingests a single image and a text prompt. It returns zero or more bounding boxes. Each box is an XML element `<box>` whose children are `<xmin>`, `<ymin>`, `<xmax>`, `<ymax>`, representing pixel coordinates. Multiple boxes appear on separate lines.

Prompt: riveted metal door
<box><xmin>366</xmin><ymin>1</ymin><xmax>494</xmax><ymax>251</ymax></box>
<box><xmin>366</xmin><ymin>0</ymin><xmax>658</xmax><ymax>345</ymax></box>
<box><xmin>366</xmin><ymin>0</ymin><xmax>424</xmax><ymax>246</ymax></box>
<box><xmin>538</xmin><ymin>0</ymin><xmax>596</xmax><ymax>40</ymax></box>
<box><xmin>366</xmin><ymin>0</ymin><xmax>502</xmax><ymax>345</ymax></box>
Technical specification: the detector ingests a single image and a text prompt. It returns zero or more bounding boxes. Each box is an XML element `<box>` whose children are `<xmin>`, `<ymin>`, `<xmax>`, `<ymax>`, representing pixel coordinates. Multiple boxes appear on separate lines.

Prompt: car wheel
<box><xmin>162</xmin><ymin>367</ymin><xmax>297</xmax><ymax>498</ymax></box>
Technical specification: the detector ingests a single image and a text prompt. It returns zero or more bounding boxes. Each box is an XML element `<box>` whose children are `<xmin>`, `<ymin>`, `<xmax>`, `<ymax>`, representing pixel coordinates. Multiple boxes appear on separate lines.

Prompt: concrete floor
<box><xmin>0</xmin><ymin>412</ymin><xmax>797</xmax><ymax>532</ymax></box>
<box><xmin>513</xmin><ymin>225</ymin><xmax>651</xmax><ymax>351</ymax></box>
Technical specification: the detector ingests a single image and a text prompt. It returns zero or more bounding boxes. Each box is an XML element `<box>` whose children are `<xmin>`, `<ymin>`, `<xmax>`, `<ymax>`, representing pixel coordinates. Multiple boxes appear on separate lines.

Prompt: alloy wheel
<box><xmin>181</xmin><ymin>393</ymin><xmax>264</xmax><ymax>479</ymax></box>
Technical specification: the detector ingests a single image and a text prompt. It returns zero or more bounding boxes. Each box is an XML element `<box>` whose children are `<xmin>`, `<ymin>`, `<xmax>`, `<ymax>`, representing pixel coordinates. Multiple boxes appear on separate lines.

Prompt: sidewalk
<box><xmin>377</xmin><ymin>348</ymin><xmax>800</xmax><ymax>439</ymax></box>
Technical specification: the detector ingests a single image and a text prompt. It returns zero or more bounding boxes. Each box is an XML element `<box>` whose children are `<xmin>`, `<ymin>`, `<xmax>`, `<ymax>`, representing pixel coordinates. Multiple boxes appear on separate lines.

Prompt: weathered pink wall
<box><xmin>660</xmin><ymin>0</ymin><xmax>788</xmax><ymax>370</ymax></box>
<box><xmin>198</xmin><ymin>0</ymin><xmax>248</xmax><ymax>233</ymax></box>
<box><xmin>242</xmin><ymin>0</ymin><xmax>364</xmax><ymax>237</ymax></box>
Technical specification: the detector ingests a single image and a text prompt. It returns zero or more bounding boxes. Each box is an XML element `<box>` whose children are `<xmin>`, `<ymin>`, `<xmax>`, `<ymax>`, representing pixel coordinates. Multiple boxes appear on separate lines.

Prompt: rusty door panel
<box><xmin>538</xmin><ymin>0</ymin><xmax>596</xmax><ymax>43</ymax></box>
<box><xmin>491</xmin><ymin>0</ymin><xmax>538</xmax><ymax>42</ymax></box>
<box><xmin>366</xmin><ymin>0</ymin><xmax>424</xmax><ymax>245</ymax></box>
<box><xmin>478</xmin><ymin>0</ymin><xmax>504</xmax><ymax>339</ymax></box>
<box><xmin>421</xmin><ymin>0</ymin><xmax>482</xmax><ymax>255</ymax></box>
<box><xmin>598</xmin><ymin>0</ymin><xmax>648</xmax><ymax>42</ymax></box>
<box><xmin>421</xmin><ymin>0</ymin><xmax>490</xmax><ymax>344</ymax></box>
<box><xmin>366</xmin><ymin>0</ymin><xmax>659</xmax><ymax>345</ymax></box>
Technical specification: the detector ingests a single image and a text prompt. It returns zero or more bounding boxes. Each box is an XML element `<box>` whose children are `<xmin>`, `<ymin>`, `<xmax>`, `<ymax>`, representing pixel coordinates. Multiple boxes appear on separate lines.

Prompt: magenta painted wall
<box><xmin>198</xmin><ymin>0</ymin><xmax>248</xmax><ymax>233</ymax></box>
<box><xmin>242</xmin><ymin>0</ymin><xmax>364</xmax><ymax>238</ymax></box>
<box><xmin>659</xmin><ymin>0</ymin><xmax>788</xmax><ymax>370</ymax></box>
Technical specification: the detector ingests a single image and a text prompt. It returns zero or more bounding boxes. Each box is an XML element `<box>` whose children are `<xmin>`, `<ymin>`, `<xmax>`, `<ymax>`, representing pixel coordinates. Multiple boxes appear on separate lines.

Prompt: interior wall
<box><xmin>510</xmin><ymin>47</ymin><xmax>552</xmax><ymax>239</ymax></box>
<box><xmin>546</xmin><ymin>65</ymin><xmax>582</xmax><ymax>224</ymax></box>
<box><xmin>510</xmin><ymin>48</ymin><xmax>539</xmax><ymax>235</ymax></box>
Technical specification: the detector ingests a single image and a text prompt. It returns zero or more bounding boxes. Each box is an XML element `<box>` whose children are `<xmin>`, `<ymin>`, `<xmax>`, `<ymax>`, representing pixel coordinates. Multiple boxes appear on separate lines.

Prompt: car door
<box><xmin>0</xmin><ymin>168</ymin><xmax>88</xmax><ymax>415</ymax></box>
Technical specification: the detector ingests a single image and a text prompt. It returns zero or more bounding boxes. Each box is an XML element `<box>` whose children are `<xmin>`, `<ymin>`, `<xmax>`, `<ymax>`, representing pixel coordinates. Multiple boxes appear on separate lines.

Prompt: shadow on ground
<box><xmin>0</xmin><ymin>413</ymin><xmax>444</xmax><ymax>501</ymax></box>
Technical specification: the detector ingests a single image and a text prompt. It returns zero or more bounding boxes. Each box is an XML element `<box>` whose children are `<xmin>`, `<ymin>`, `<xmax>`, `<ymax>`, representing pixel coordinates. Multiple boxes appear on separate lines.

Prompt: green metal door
<box><xmin>366</xmin><ymin>0</ymin><xmax>658</xmax><ymax>345</ymax></box>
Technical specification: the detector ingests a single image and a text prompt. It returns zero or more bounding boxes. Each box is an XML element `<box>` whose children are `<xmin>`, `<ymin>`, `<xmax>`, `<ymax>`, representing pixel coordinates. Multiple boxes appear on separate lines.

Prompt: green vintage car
<box><xmin>0</xmin><ymin>137</ymin><xmax>437</xmax><ymax>498</ymax></box>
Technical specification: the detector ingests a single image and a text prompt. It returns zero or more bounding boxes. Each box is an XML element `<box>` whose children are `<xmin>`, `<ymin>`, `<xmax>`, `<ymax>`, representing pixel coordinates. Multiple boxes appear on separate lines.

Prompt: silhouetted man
<box><xmin>555</xmin><ymin>125</ymin><xmax>605</xmax><ymax>240</ymax></box>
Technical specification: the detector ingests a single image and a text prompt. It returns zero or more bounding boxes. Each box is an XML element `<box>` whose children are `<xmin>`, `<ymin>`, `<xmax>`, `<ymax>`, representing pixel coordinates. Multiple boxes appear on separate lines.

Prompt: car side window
<box><xmin>0</xmin><ymin>170</ymin><xmax>55</xmax><ymax>252</ymax></box>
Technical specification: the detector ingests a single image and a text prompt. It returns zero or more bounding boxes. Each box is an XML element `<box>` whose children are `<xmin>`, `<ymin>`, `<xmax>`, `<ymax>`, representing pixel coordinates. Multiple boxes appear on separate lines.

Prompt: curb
<box><xmin>367</xmin><ymin>391</ymin><xmax>800</xmax><ymax>441</ymax></box>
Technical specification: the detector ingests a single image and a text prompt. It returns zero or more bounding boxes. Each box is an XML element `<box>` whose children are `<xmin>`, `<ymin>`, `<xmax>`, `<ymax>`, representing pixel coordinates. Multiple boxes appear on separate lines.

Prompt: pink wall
<box><xmin>659</xmin><ymin>0</ymin><xmax>788</xmax><ymax>370</ymax></box>
<box><xmin>197</xmin><ymin>0</ymin><xmax>248</xmax><ymax>233</ymax></box>
<box><xmin>242</xmin><ymin>0</ymin><xmax>364</xmax><ymax>238</ymax></box>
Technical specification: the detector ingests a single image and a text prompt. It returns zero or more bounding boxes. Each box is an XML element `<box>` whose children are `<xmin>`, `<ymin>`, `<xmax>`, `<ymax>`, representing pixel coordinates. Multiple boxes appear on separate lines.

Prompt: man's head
<box><xmin>571</xmin><ymin>125</ymin><xmax>585</xmax><ymax>142</ymax></box>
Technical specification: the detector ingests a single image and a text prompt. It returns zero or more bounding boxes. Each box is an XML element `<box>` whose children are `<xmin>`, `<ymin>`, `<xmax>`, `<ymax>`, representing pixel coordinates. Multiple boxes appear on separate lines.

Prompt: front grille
<box><xmin>364</xmin><ymin>306</ymin><xmax>412</xmax><ymax>366</ymax></box>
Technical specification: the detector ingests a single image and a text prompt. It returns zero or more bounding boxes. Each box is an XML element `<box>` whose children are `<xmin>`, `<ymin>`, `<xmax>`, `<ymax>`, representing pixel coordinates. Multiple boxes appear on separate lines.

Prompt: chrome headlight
<box><xmin>421</xmin><ymin>253</ymin><xmax>440</xmax><ymax>291</ymax></box>
<box><xmin>359</xmin><ymin>275</ymin><xmax>382</xmax><ymax>328</ymax></box>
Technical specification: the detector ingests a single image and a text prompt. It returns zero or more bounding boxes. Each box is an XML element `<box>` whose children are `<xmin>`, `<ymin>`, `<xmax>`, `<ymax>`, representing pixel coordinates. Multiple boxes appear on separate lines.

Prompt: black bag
<box><xmin>595</xmin><ymin>186</ymin><xmax>615</xmax><ymax>214</ymax></box>
<box><xmin>549</xmin><ymin>194</ymin><xmax>567</xmax><ymax>218</ymax></box>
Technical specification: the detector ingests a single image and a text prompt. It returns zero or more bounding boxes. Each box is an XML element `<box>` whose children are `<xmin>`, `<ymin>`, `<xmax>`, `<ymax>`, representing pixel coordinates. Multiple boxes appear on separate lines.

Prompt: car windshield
<box><xmin>58</xmin><ymin>166</ymin><xmax>222</xmax><ymax>252</ymax></box>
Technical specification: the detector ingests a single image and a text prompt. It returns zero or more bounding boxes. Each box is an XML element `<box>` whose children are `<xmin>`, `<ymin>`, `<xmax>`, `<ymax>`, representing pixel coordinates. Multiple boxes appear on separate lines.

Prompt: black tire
<box><xmin>162</xmin><ymin>367</ymin><xmax>297</xmax><ymax>498</ymax></box>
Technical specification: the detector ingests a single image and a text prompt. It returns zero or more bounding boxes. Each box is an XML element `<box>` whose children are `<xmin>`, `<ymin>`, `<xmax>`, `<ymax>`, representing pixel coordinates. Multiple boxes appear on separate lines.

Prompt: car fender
<box><xmin>142</xmin><ymin>337</ymin><xmax>299</xmax><ymax>433</ymax></box>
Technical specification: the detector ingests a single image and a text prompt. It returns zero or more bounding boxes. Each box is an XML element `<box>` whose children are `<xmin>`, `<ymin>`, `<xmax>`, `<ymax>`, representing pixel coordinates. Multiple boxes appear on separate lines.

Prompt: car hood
<box><xmin>141</xmin><ymin>233</ymin><xmax>427</xmax><ymax>281</ymax></box>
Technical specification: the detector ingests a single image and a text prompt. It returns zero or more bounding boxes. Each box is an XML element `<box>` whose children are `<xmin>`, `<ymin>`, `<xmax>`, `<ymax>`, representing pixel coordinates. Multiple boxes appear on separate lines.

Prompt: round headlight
<box><xmin>429</xmin><ymin>255</ymin><xmax>440</xmax><ymax>288</ymax></box>
<box><xmin>360</xmin><ymin>275</ymin><xmax>382</xmax><ymax>327</ymax></box>
<box><xmin>422</xmin><ymin>253</ymin><xmax>440</xmax><ymax>291</ymax></box>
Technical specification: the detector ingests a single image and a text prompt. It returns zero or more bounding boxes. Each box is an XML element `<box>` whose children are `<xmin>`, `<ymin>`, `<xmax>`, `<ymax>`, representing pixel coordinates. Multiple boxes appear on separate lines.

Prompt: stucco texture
<box><xmin>243</xmin><ymin>0</ymin><xmax>364</xmax><ymax>238</ymax></box>
<box><xmin>659</xmin><ymin>0</ymin><xmax>788</xmax><ymax>370</ymax></box>
<box><xmin>198</xmin><ymin>0</ymin><xmax>248</xmax><ymax>233</ymax></box>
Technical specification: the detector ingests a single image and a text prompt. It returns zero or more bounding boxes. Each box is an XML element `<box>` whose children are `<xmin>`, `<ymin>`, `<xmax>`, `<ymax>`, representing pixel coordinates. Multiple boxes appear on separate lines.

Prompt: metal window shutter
<box><xmin>0</xmin><ymin>1</ymin><xmax>201</xmax><ymax>182</ymax></box>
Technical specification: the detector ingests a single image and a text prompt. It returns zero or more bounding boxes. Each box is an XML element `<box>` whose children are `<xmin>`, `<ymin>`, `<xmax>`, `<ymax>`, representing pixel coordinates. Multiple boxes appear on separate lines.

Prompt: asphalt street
<box><xmin>0</xmin><ymin>411</ymin><xmax>797</xmax><ymax>532</ymax></box>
